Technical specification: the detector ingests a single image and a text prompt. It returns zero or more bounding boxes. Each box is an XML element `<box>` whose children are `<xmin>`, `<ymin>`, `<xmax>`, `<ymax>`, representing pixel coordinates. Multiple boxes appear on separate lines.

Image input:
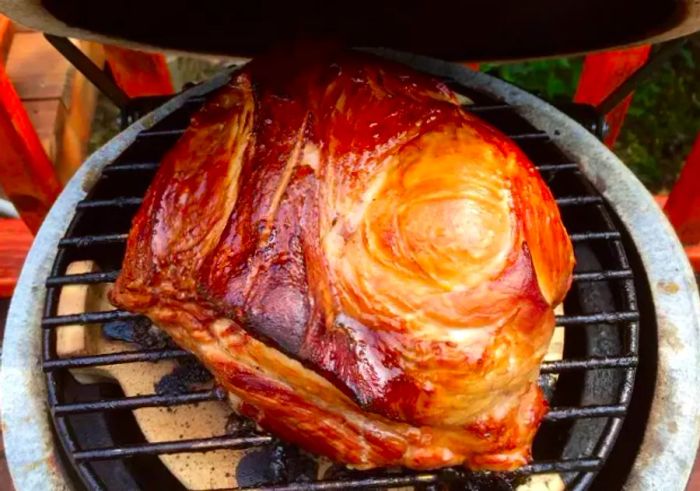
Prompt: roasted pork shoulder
<box><xmin>111</xmin><ymin>49</ymin><xmax>574</xmax><ymax>471</ymax></box>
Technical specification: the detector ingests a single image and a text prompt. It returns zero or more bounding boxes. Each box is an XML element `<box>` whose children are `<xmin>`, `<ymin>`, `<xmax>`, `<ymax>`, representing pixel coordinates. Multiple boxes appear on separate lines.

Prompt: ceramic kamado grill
<box><xmin>0</xmin><ymin>2</ymin><xmax>699</xmax><ymax>490</ymax></box>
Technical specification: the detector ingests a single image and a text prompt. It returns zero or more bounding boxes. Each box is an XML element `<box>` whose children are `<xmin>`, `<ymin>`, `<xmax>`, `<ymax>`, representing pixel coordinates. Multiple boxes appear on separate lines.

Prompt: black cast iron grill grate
<box><xmin>42</xmin><ymin>75</ymin><xmax>642</xmax><ymax>490</ymax></box>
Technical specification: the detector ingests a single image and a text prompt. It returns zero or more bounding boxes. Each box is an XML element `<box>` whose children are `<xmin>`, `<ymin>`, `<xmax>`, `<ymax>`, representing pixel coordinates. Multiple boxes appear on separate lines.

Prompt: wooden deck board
<box><xmin>22</xmin><ymin>98</ymin><xmax>61</xmax><ymax>159</ymax></box>
<box><xmin>0</xmin><ymin>15</ymin><xmax>14</xmax><ymax>64</ymax></box>
<box><xmin>4</xmin><ymin>32</ymin><xmax>102</xmax><ymax>186</ymax></box>
<box><xmin>6</xmin><ymin>31</ymin><xmax>69</xmax><ymax>101</ymax></box>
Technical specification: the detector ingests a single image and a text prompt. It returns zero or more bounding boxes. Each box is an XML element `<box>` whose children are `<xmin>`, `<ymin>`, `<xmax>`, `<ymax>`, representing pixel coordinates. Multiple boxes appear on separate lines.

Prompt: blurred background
<box><xmin>482</xmin><ymin>34</ymin><xmax>700</xmax><ymax>193</ymax></box>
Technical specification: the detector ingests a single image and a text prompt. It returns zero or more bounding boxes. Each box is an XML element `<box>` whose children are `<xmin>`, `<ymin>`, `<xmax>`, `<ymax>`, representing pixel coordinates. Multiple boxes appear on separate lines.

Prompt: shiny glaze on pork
<box><xmin>111</xmin><ymin>48</ymin><xmax>574</xmax><ymax>471</ymax></box>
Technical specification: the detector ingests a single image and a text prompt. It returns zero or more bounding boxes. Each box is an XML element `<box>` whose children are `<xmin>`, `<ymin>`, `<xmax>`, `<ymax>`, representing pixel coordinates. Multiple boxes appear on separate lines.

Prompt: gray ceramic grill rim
<box><xmin>2</xmin><ymin>51</ymin><xmax>698</xmax><ymax>491</ymax></box>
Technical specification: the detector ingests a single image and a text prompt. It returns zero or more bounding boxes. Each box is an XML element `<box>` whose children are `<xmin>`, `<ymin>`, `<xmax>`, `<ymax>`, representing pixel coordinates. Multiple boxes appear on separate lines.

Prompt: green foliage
<box><xmin>482</xmin><ymin>38</ymin><xmax>700</xmax><ymax>193</ymax></box>
<box><xmin>481</xmin><ymin>58</ymin><xmax>583</xmax><ymax>102</ymax></box>
<box><xmin>615</xmin><ymin>41</ymin><xmax>700</xmax><ymax>192</ymax></box>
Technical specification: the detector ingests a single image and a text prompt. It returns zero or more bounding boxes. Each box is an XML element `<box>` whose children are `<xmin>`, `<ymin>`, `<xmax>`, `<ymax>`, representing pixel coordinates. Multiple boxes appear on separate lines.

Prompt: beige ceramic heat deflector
<box><xmin>56</xmin><ymin>261</ymin><xmax>241</xmax><ymax>490</ymax></box>
<box><xmin>56</xmin><ymin>260</ymin><xmax>565</xmax><ymax>490</ymax></box>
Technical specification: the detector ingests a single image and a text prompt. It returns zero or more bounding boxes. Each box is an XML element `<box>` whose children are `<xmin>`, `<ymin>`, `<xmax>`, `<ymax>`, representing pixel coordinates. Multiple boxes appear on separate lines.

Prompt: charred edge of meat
<box><xmin>320</xmin><ymin>464</ymin><xmax>416</xmax><ymax>491</ymax></box>
<box><xmin>155</xmin><ymin>357</ymin><xmax>213</xmax><ymax>396</ymax></box>
<box><xmin>236</xmin><ymin>441</ymin><xmax>318</xmax><ymax>487</ymax></box>
<box><xmin>435</xmin><ymin>468</ymin><xmax>516</xmax><ymax>491</ymax></box>
<box><xmin>102</xmin><ymin>317</ymin><xmax>177</xmax><ymax>349</ymax></box>
<box><xmin>538</xmin><ymin>373</ymin><xmax>557</xmax><ymax>402</ymax></box>
<box><xmin>225</xmin><ymin>413</ymin><xmax>259</xmax><ymax>437</ymax></box>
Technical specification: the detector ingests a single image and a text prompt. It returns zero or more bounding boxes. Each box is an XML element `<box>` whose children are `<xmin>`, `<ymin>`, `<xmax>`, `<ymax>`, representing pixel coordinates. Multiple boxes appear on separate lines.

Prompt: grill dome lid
<box><xmin>0</xmin><ymin>0</ymin><xmax>699</xmax><ymax>60</ymax></box>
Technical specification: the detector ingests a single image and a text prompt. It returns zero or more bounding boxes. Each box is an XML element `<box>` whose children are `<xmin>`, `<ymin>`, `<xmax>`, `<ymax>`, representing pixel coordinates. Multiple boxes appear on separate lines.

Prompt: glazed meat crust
<box><xmin>111</xmin><ymin>49</ymin><xmax>574</xmax><ymax>471</ymax></box>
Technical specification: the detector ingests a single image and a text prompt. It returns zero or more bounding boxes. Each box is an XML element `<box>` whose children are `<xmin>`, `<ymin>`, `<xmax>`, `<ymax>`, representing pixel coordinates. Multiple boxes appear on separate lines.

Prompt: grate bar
<box><xmin>46</xmin><ymin>270</ymin><xmax>119</xmax><ymax>286</ymax></box>
<box><xmin>536</xmin><ymin>163</ymin><xmax>579</xmax><ymax>172</ymax></box>
<box><xmin>464</xmin><ymin>103</ymin><xmax>512</xmax><ymax>112</ymax></box>
<box><xmin>517</xmin><ymin>458</ymin><xmax>601</xmax><ymax>474</ymax></box>
<box><xmin>102</xmin><ymin>160</ymin><xmax>576</xmax><ymax>179</ymax></box>
<box><xmin>76</xmin><ymin>197</ymin><xmax>143</xmax><ymax>209</ymax></box>
<box><xmin>544</xmin><ymin>404</ymin><xmax>627</xmax><ymax>422</ymax></box>
<box><xmin>556</xmin><ymin>196</ymin><xmax>604</xmax><ymax>206</ymax></box>
<box><xmin>42</xmin><ymin>305</ymin><xmax>638</xmax><ymax>327</ymax></box>
<box><xmin>569</xmin><ymin>231</ymin><xmax>622</xmax><ymax>242</ymax></box>
<box><xmin>556</xmin><ymin>311</ymin><xmax>639</xmax><ymax>325</ymax></box>
<box><xmin>507</xmin><ymin>132</ymin><xmax>549</xmax><ymax>141</ymax></box>
<box><xmin>102</xmin><ymin>162</ymin><xmax>160</xmax><ymax>173</ymax></box>
<box><xmin>42</xmin><ymin>310</ymin><xmax>141</xmax><ymax>327</ymax></box>
<box><xmin>45</xmin><ymin>348</ymin><xmax>639</xmax><ymax>374</ymax></box>
<box><xmin>52</xmin><ymin>387</ymin><xmax>629</xmax><ymax>422</ymax></box>
<box><xmin>43</xmin><ymin>348</ymin><xmax>191</xmax><ymax>370</ymax></box>
<box><xmin>136</xmin><ymin>127</ymin><xmax>549</xmax><ymax>141</ymax></box>
<box><xmin>138</xmin><ymin>128</ymin><xmax>186</xmax><ymax>137</ymax></box>
<box><xmin>55</xmin><ymin>228</ymin><xmax>621</xmax><ymax>251</ymax></box>
<box><xmin>72</xmin><ymin>434</ymin><xmax>274</xmax><ymax>462</ymax></box>
<box><xmin>99</xmin><ymin>160</ymin><xmax>580</xmax><ymax>179</ymax></box>
<box><xmin>238</xmin><ymin>474</ymin><xmax>440</xmax><ymax>490</ymax></box>
<box><xmin>541</xmin><ymin>356</ymin><xmax>637</xmax><ymax>373</ymax></box>
<box><xmin>53</xmin><ymin>389</ymin><xmax>223</xmax><ymax>415</ymax></box>
<box><xmin>77</xmin><ymin>195</ymin><xmax>602</xmax><ymax>211</ymax></box>
<box><xmin>572</xmin><ymin>270</ymin><xmax>633</xmax><ymax>282</ymax></box>
<box><xmin>59</xmin><ymin>233</ymin><xmax>128</xmax><ymax>247</ymax></box>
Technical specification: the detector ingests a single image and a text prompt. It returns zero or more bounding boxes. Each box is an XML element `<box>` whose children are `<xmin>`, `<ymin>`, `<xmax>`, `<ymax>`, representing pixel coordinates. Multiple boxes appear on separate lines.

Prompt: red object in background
<box><xmin>104</xmin><ymin>45</ymin><xmax>174</xmax><ymax>98</ymax></box>
<box><xmin>0</xmin><ymin>218</ymin><xmax>32</xmax><ymax>297</ymax></box>
<box><xmin>684</xmin><ymin>244</ymin><xmax>700</xmax><ymax>272</ymax></box>
<box><xmin>0</xmin><ymin>62</ymin><xmax>61</xmax><ymax>234</ymax></box>
<box><xmin>574</xmin><ymin>45</ymin><xmax>651</xmax><ymax>147</ymax></box>
<box><xmin>664</xmin><ymin>133</ymin><xmax>700</xmax><ymax>271</ymax></box>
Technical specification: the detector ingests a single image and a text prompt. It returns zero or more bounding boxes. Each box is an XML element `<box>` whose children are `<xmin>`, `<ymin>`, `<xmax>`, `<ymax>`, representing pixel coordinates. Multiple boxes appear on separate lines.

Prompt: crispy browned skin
<box><xmin>111</xmin><ymin>49</ymin><xmax>574</xmax><ymax>471</ymax></box>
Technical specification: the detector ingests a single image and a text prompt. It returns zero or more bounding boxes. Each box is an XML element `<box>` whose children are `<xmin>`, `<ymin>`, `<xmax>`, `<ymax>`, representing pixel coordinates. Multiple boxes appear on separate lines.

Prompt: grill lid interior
<box><xmin>0</xmin><ymin>0</ymin><xmax>699</xmax><ymax>60</ymax></box>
